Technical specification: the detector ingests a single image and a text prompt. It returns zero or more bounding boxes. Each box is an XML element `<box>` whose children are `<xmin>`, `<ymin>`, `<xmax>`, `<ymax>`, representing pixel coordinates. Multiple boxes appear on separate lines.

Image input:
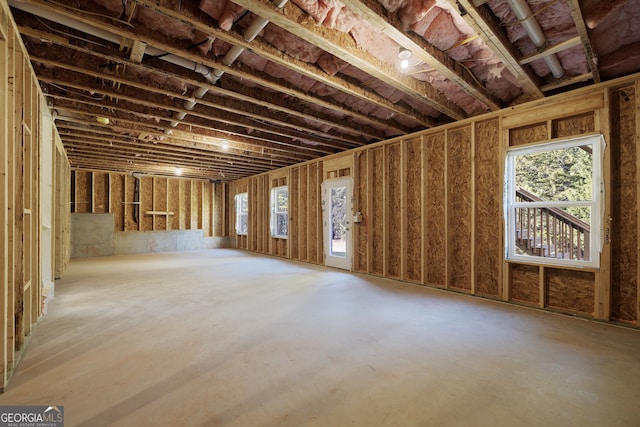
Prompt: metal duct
<box><xmin>506</xmin><ymin>0</ymin><xmax>564</xmax><ymax>78</ymax></box>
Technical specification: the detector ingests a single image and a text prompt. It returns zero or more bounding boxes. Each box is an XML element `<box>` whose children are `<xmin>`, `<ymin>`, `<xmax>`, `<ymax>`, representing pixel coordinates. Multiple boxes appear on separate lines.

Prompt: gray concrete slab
<box><xmin>2</xmin><ymin>250</ymin><xmax>640</xmax><ymax>426</ymax></box>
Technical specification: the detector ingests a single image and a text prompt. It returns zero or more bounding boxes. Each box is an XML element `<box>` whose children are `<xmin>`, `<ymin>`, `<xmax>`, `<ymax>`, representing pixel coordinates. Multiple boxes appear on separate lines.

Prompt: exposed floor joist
<box><xmin>568</xmin><ymin>0</ymin><xmax>601</xmax><ymax>83</ymax></box>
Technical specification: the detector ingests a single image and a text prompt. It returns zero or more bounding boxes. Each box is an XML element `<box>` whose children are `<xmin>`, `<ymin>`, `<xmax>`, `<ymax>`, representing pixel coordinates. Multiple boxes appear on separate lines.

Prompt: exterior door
<box><xmin>322</xmin><ymin>178</ymin><xmax>353</xmax><ymax>270</ymax></box>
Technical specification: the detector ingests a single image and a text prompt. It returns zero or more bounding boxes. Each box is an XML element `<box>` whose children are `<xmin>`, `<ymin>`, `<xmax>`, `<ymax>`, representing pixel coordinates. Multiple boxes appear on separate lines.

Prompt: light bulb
<box><xmin>175</xmin><ymin>168</ymin><xmax>182</xmax><ymax>176</ymax></box>
<box><xmin>400</xmin><ymin>59</ymin><xmax>409</xmax><ymax>69</ymax></box>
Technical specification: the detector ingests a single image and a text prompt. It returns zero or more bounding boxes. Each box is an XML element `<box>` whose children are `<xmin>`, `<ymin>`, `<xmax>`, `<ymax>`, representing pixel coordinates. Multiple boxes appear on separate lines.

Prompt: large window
<box><xmin>235</xmin><ymin>193</ymin><xmax>248</xmax><ymax>236</ymax></box>
<box><xmin>270</xmin><ymin>186</ymin><xmax>288</xmax><ymax>238</ymax></box>
<box><xmin>504</xmin><ymin>134</ymin><xmax>604</xmax><ymax>268</ymax></box>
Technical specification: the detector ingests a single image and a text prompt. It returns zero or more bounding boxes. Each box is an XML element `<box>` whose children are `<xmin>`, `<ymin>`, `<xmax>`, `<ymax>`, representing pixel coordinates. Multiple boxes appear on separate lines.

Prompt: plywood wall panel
<box><xmin>248</xmin><ymin>177</ymin><xmax>258</xmax><ymax>251</ymax></box>
<box><xmin>509</xmin><ymin>122</ymin><xmax>548</xmax><ymax>146</ymax></box>
<box><xmin>124</xmin><ymin>176</ymin><xmax>137</xmax><ymax>231</ymax></box>
<box><xmin>370</xmin><ymin>148</ymin><xmax>384</xmax><ymax>275</ymax></box>
<box><xmin>405</xmin><ymin>139</ymin><xmax>422</xmax><ymax>283</ymax></box>
<box><xmin>424</xmin><ymin>133</ymin><xmax>446</xmax><ymax>287</ymax></box>
<box><xmin>110</xmin><ymin>173</ymin><xmax>124</xmax><ymax>232</ymax></box>
<box><xmin>610</xmin><ymin>85</ymin><xmax>638</xmax><ymax>322</ymax></box>
<box><xmin>290</xmin><ymin>167</ymin><xmax>299</xmax><ymax>260</ymax></box>
<box><xmin>153</xmin><ymin>178</ymin><xmax>167</xmax><ymax>230</ymax></box>
<box><xmin>183</xmin><ymin>180</ymin><xmax>192</xmax><ymax>230</ymax></box>
<box><xmin>168</xmin><ymin>179</ymin><xmax>180</xmax><ymax>230</ymax></box>
<box><xmin>545</xmin><ymin>268</ymin><xmax>595</xmax><ymax>315</ymax></box>
<box><xmin>552</xmin><ymin>112</ymin><xmax>595</xmax><ymax>139</ymax></box>
<box><xmin>202</xmin><ymin>182</ymin><xmax>212</xmax><ymax>236</ymax></box>
<box><xmin>510</xmin><ymin>264</ymin><xmax>539</xmax><ymax>305</ymax></box>
<box><xmin>140</xmin><ymin>177</ymin><xmax>153</xmax><ymax>231</ymax></box>
<box><xmin>354</xmin><ymin>152</ymin><xmax>368</xmax><ymax>272</ymax></box>
<box><xmin>308</xmin><ymin>162</ymin><xmax>319</xmax><ymax>263</ymax></box>
<box><xmin>92</xmin><ymin>172</ymin><xmax>109</xmax><ymax>213</ymax></box>
<box><xmin>74</xmin><ymin>171</ymin><xmax>91</xmax><ymax>213</ymax></box>
<box><xmin>299</xmin><ymin>165</ymin><xmax>308</xmax><ymax>261</ymax></box>
<box><xmin>386</xmin><ymin>143</ymin><xmax>402</xmax><ymax>278</ymax></box>
<box><xmin>447</xmin><ymin>127</ymin><xmax>472</xmax><ymax>291</ymax></box>
<box><xmin>474</xmin><ymin>119</ymin><xmax>501</xmax><ymax>297</ymax></box>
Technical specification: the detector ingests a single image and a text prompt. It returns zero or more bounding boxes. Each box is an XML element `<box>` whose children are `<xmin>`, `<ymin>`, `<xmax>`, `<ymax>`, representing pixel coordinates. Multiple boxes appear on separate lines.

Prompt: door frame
<box><xmin>322</xmin><ymin>177</ymin><xmax>353</xmax><ymax>270</ymax></box>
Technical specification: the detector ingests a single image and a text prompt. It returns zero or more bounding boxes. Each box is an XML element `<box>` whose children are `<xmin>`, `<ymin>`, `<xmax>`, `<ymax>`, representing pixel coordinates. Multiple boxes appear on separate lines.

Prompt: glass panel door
<box><xmin>322</xmin><ymin>178</ymin><xmax>352</xmax><ymax>270</ymax></box>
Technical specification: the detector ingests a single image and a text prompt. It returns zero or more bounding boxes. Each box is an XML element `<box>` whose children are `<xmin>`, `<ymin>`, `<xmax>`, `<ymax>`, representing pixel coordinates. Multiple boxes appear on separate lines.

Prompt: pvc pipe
<box><xmin>506</xmin><ymin>0</ymin><xmax>564</xmax><ymax>78</ymax></box>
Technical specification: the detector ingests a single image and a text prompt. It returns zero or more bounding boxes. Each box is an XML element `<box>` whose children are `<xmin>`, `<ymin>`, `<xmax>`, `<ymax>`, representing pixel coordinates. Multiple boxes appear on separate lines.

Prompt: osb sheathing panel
<box><xmin>191</xmin><ymin>182</ymin><xmax>202</xmax><ymax>230</ymax></box>
<box><xmin>545</xmin><ymin>268</ymin><xmax>595</xmax><ymax>315</ymax></box>
<box><xmin>124</xmin><ymin>176</ymin><xmax>137</xmax><ymax>231</ymax></box>
<box><xmin>386</xmin><ymin>143</ymin><xmax>402</xmax><ymax>278</ymax></box>
<box><xmin>424</xmin><ymin>133</ymin><xmax>446</xmax><ymax>287</ymax></box>
<box><xmin>248</xmin><ymin>177</ymin><xmax>258</xmax><ymax>251</ymax></box>
<box><xmin>110</xmin><ymin>174</ymin><xmax>124</xmax><ymax>232</ymax></box>
<box><xmin>474</xmin><ymin>119</ymin><xmax>501</xmax><ymax>297</ymax></box>
<box><xmin>510</xmin><ymin>264</ymin><xmax>539</xmax><ymax>305</ymax></box>
<box><xmin>509</xmin><ymin>122</ymin><xmax>548</xmax><ymax>146</ymax></box>
<box><xmin>611</xmin><ymin>85</ymin><xmax>638</xmax><ymax>322</ymax></box>
<box><xmin>371</xmin><ymin>147</ymin><xmax>384</xmax><ymax>275</ymax></box>
<box><xmin>154</xmin><ymin>178</ymin><xmax>167</xmax><ymax>231</ymax></box>
<box><xmin>140</xmin><ymin>177</ymin><xmax>153</xmax><ymax>231</ymax></box>
<box><xmin>308</xmin><ymin>162</ymin><xmax>319</xmax><ymax>263</ymax></box>
<box><xmin>355</xmin><ymin>152</ymin><xmax>368</xmax><ymax>272</ymax></box>
<box><xmin>447</xmin><ymin>126</ymin><xmax>472</xmax><ymax>291</ymax></box>
<box><xmin>299</xmin><ymin>165</ymin><xmax>308</xmax><ymax>261</ymax></box>
<box><xmin>290</xmin><ymin>167</ymin><xmax>299</xmax><ymax>260</ymax></box>
<box><xmin>202</xmin><ymin>183</ymin><xmax>211</xmax><ymax>237</ymax></box>
<box><xmin>168</xmin><ymin>179</ymin><xmax>180</xmax><ymax>230</ymax></box>
<box><xmin>405</xmin><ymin>139</ymin><xmax>422</xmax><ymax>283</ymax></box>
<box><xmin>552</xmin><ymin>112</ymin><xmax>595</xmax><ymax>139</ymax></box>
<box><xmin>93</xmin><ymin>172</ymin><xmax>109</xmax><ymax>213</ymax></box>
<box><xmin>74</xmin><ymin>171</ymin><xmax>91</xmax><ymax>213</ymax></box>
<box><xmin>183</xmin><ymin>180</ymin><xmax>192</xmax><ymax>230</ymax></box>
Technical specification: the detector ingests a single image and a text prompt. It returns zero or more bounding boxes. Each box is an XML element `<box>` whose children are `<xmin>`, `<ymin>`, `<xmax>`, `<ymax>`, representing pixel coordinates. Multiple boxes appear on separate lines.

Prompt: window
<box><xmin>235</xmin><ymin>193</ymin><xmax>248</xmax><ymax>236</ymax></box>
<box><xmin>271</xmin><ymin>186</ymin><xmax>288</xmax><ymax>238</ymax></box>
<box><xmin>504</xmin><ymin>134</ymin><xmax>604</xmax><ymax>268</ymax></box>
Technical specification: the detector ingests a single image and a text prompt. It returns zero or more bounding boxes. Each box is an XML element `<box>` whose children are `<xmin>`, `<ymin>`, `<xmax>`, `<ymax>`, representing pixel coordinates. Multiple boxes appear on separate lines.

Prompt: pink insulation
<box><xmin>586</xmin><ymin>0</ymin><xmax>640</xmax><ymax>58</ymax></box>
<box><xmin>199</xmin><ymin>0</ymin><xmax>246</xmax><ymax>31</ymax></box>
<box><xmin>261</xmin><ymin>24</ymin><xmax>324</xmax><ymax>63</ymax></box>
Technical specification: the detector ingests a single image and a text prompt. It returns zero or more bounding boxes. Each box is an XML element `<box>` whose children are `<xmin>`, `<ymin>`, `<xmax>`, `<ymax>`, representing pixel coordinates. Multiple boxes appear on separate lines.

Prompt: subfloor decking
<box><xmin>1</xmin><ymin>249</ymin><xmax>639</xmax><ymax>426</ymax></box>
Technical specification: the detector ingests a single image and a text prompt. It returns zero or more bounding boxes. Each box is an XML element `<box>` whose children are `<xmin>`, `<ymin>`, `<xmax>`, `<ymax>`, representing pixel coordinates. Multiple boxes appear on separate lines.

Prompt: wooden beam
<box><xmin>230</xmin><ymin>0</ymin><xmax>466</xmax><ymax>121</ymax></box>
<box><xmin>19</xmin><ymin>27</ymin><xmax>385</xmax><ymax>142</ymax></box>
<box><xmin>519</xmin><ymin>36</ymin><xmax>582</xmax><ymax>65</ymax></box>
<box><xmin>340</xmin><ymin>0</ymin><xmax>501</xmax><ymax>111</ymax></box>
<box><xmin>567</xmin><ymin>0</ymin><xmax>601</xmax><ymax>83</ymax></box>
<box><xmin>451</xmin><ymin>0</ymin><xmax>543</xmax><ymax>98</ymax></box>
<box><xmin>541</xmin><ymin>72</ymin><xmax>593</xmax><ymax>92</ymax></box>
<box><xmin>17</xmin><ymin>0</ymin><xmax>434</xmax><ymax>129</ymax></box>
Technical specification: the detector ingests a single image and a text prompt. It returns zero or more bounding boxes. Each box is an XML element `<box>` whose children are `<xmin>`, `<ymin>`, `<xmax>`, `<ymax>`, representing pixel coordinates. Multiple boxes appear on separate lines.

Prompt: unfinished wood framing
<box><xmin>70</xmin><ymin>170</ymin><xmax>224</xmax><ymax>237</ymax></box>
<box><xmin>0</xmin><ymin>3</ymin><xmax>65</xmax><ymax>390</ymax></box>
<box><xmin>229</xmin><ymin>73</ymin><xmax>640</xmax><ymax>328</ymax></box>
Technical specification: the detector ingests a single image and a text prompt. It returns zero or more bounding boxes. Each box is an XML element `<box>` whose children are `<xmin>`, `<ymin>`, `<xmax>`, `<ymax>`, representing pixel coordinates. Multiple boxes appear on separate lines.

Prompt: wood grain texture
<box><xmin>308</xmin><ymin>162</ymin><xmax>319</xmax><ymax>263</ymax></box>
<box><xmin>140</xmin><ymin>177</ymin><xmax>153</xmax><ymax>231</ymax></box>
<box><xmin>510</xmin><ymin>264</ymin><xmax>540</xmax><ymax>305</ymax></box>
<box><xmin>75</xmin><ymin>171</ymin><xmax>91</xmax><ymax>213</ymax></box>
<box><xmin>386</xmin><ymin>143</ymin><xmax>402</xmax><ymax>278</ymax></box>
<box><xmin>93</xmin><ymin>172</ymin><xmax>109</xmax><ymax>213</ymax></box>
<box><xmin>509</xmin><ymin>122</ymin><xmax>548</xmax><ymax>146</ymax></box>
<box><xmin>424</xmin><ymin>133</ymin><xmax>446</xmax><ymax>287</ymax></box>
<box><xmin>371</xmin><ymin>148</ymin><xmax>384</xmax><ymax>275</ymax></box>
<box><xmin>405</xmin><ymin>139</ymin><xmax>422</xmax><ymax>283</ymax></box>
<box><xmin>355</xmin><ymin>152</ymin><xmax>368</xmax><ymax>272</ymax></box>
<box><xmin>290</xmin><ymin>167</ymin><xmax>299</xmax><ymax>260</ymax></box>
<box><xmin>447</xmin><ymin>126</ymin><xmax>472</xmax><ymax>291</ymax></box>
<box><xmin>551</xmin><ymin>112</ymin><xmax>595</xmax><ymax>138</ymax></box>
<box><xmin>545</xmin><ymin>268</ymin><xmax>595</xmax><ymax>315</ymax></box>
<box><xmin>299</xmin><ymin>165</ymin><xmax>308</xmax><ymax>262</ymax></box>
<box><xmin>474</xmin><ymin>119</ymin><xmax>501</xmax><ymax>297</ymax></box>
<box><xmin>111</xmin><ymin>174</ymin><xmax>124</xmax><ymax>231</ymax></box>
<box><xmin>610</xmin><ymin>85</ymin><xmax>638</xmax><ymax>322</ymax></box>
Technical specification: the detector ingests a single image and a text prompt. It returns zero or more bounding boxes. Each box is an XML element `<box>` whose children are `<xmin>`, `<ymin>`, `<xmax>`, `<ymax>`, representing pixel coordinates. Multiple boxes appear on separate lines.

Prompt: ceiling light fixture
<box><xmin>96</xmin><ymin>116</ymin><xmax>110</xmax><ymax>125</ymax></box>
<box><xmin>398</xmin><ymin>47</ymin><xmax>411</xmax><ymax>70</ymax></box>
<box><xmin>175</xmin><ymin>167</ymin><xmax>182</xmax><ymax>176</ymax></box>
<box><xmin>221</xmin><ymin>141</ymin><xmax>230</xmax><ymax>151</ymax></box>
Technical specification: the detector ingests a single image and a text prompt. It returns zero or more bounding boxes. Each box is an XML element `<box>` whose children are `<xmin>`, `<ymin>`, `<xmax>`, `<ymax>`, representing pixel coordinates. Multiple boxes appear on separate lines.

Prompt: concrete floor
<box><xmin>1</xmin><ymin>249</ymin><xmax>640</xmax><ymax>426</ymax></box>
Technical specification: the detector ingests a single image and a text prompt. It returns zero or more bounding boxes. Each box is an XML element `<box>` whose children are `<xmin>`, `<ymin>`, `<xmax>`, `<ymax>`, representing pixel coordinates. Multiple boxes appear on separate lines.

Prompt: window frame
<box><xmin>270</xmin><ymin>185</ymin><xmax>288</xmax><ymax>239</ymax></box>
<box><xmin>504</xmin><ymin>134</ymin><xmax>604</xmax><ymax>269</ymax></box>
<box><xmin>234</xmin><ymin>192</ymin><xmax>248</xmax><ymax>236</ymax></box>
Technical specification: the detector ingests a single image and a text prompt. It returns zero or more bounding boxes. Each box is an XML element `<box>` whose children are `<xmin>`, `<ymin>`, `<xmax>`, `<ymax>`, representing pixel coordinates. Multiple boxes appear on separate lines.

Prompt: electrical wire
<box><xmin>47</xmin><ymin>0</ymin><xmax>134</xmax><ymax>28</ymax></box>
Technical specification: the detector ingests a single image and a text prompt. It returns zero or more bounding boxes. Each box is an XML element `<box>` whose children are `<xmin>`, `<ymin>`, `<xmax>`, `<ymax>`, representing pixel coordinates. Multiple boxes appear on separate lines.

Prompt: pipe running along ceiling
<box><xmin>7</xmin><ymin>0</ymin><xmax>640</xmax><ymax>180</ymax></box>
